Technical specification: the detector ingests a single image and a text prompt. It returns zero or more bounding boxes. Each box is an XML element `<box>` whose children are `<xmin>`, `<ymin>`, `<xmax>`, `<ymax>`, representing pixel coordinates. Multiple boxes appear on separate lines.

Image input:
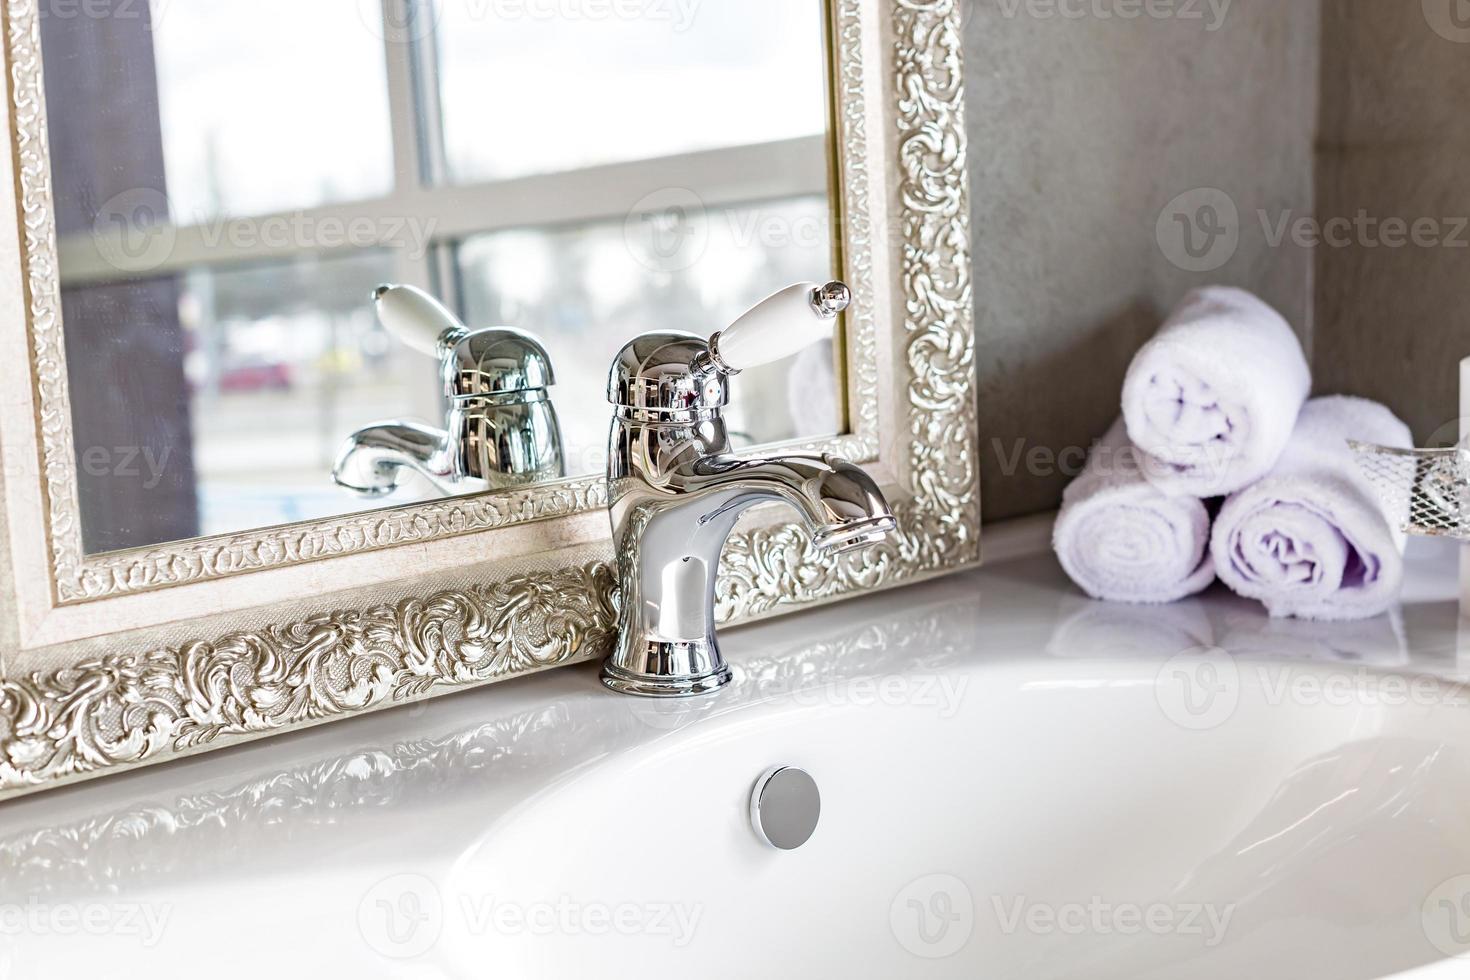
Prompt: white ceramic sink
<box><xmin>4</xmin><ymin>535</ymin><xmax>1470</xmax><ymax>979</ymax></box>
<box><xmin>453</xmin><ymin>653</ymin><xmax>1470</xmax><ymax>979</ymax></box>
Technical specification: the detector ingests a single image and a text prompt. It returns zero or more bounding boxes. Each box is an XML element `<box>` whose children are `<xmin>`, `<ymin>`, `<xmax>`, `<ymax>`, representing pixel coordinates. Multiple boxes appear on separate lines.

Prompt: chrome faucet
<box><xmin>333</xmin><ymin>285</ymin><xmax>565</xmax><ymax>498</ymax></box>
<box><xmin>601</xmin><ymin>281</ymin><xmax>899</xmax><ymax>698</ymax></box>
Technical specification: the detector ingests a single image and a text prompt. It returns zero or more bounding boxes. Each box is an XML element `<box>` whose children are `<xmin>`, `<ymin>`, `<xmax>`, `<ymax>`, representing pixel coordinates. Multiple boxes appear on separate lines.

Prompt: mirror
<box><xmin>40</xmin><ymin>0</ymin><xmax>841</xmax><ymax>554</ymax></box>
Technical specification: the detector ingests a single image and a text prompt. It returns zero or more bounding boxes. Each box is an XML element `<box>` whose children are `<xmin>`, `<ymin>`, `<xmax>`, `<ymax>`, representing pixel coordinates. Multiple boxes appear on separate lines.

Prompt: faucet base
<box><xmin>600</xmin><ymin>642</ymin><xmax>733</xmax><ymax>698</ymax></box>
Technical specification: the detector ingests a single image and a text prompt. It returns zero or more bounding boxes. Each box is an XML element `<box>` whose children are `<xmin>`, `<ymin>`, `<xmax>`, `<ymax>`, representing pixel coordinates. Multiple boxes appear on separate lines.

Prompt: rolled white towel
<box><xmin>1123</xmin><ymin>287</ymin><xmax>1311</xmax><ymax>497</ymax></box>
<box><xmin>1211</xmin><ymin>396</ymin><xmax>1412</xmax><ymax>621</ymax></box>
<box><xmin>1053</xmin><ymin>419</ymin><xmax>1216</xmax><ymax>604</ymax></box>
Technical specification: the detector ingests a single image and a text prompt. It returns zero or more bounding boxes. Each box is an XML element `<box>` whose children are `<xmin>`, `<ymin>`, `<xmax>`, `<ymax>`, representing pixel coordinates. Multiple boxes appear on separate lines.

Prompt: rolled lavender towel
<box><xmin>1123</xmin><ymin>287</ymin><xmax>1311</xmax><ymax>497</ymax></box>
<box><xmin>1211</xmin><ymin>396</ymin><xmax>1412</xmax><ymax>621</ymax></box>
<box><xmin>1053</xmin><ymin>419</ymin><xmax>1216</xmax><ymax>604</ymax></box>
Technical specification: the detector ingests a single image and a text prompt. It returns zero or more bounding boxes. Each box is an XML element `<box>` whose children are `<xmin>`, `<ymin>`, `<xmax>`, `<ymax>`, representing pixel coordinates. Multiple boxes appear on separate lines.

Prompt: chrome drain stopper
<box><xmin>750</xmin><ymin>767</ymin><xmax>821</xmax><ymax>850</ymax></box>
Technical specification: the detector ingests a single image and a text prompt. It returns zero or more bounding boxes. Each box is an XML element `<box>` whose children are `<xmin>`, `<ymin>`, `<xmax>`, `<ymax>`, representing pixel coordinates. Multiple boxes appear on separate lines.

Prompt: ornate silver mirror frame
<box><xmin>0</xmin><ymin>0</ymin><xmax>976</xmax><ymax>798</ymax></box>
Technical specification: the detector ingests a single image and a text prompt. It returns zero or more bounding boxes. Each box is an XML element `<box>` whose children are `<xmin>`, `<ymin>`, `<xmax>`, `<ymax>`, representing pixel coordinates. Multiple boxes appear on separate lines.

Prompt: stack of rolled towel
<box><xmin>1053</xmin><ymin>286</ymin><xmax>1412</xmax><ymax>622</ymax></box>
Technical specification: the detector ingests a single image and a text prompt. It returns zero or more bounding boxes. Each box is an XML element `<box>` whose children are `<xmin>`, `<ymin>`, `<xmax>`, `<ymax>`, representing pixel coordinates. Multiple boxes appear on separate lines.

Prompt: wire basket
<box><xmin>1350</xmin><ymin>441</ymin><xmax>1470</xmax><ymax>539</ymax></box>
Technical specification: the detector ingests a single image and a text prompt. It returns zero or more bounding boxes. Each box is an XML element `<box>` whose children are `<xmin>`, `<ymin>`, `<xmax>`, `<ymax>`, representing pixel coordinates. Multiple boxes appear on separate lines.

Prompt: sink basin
<box><xmin>4</xmin><ymin>535</ymin><xmax>1470</xmax><ymax>979</ymax></box>
<box><xmin>455</xmin><ymin>660</ymin><xmax>1470</xmax><ymax>980</ymax></box>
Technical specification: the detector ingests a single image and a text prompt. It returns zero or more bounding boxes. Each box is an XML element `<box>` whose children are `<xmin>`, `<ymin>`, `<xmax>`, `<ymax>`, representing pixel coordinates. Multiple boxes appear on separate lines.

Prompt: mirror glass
<box><xmin>40</xmin><ymin>0</ymin><xmax>840</xmax><ymax>554</ymax></box>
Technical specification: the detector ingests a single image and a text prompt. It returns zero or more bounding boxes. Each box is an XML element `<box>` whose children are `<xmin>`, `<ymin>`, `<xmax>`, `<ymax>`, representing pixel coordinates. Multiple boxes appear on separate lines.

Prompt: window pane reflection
<box><xmin>181</xmin><ymin>251</ymin><xmax>445</xmax><ymax>537</ymax></box>
<box><xmin>437</xmin><ymin>0</ymin><xmax>829</xmax><ymax>182</ymax></box>
<box><xmin>457</xmin><ymin>195</ymin><xmax>838</xmax><ymax>475</ymax></box>
<box><xmin>149</xmin><ymin>0</ymin><xmax>395</xmax><ymax>220</ymax></box>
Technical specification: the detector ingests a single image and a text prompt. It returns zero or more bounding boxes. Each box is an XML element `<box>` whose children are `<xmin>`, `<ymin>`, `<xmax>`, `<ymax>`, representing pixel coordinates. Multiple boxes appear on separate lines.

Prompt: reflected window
<box><xmin>177</xmin><ymin>251</ymin><xmax>441</xmax><ymax>536</ymax></box>
<box><xmin>436</xmin><ymin>0</ymin><xmax>829</xmax><ymax>182</ymax></box>
<box><xmin>458</xmin><ymin>195</ymin><xmax>835</xmax><ymax>474</ymax></box>
<box><xmin>150</xmin><ymin>0</ymin><xmax>396</xmax><ymax>219</ymax></box>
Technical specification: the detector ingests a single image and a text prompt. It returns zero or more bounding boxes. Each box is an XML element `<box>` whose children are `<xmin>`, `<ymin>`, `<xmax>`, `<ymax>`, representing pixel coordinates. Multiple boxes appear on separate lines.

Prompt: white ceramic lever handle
<box><xmin>711</xmin><ymin>281</ymin><xmax>851</xmax><ymax>372</ymax></box>
<box><xmin>373</xmin><ymin>284</ymin><xmax>466</xmax><ymax>357</ymax></box>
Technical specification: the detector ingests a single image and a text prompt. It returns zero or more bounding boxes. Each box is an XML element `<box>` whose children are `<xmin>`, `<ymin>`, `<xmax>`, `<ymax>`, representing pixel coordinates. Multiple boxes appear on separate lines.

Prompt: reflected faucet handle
<box><xmin>373</xmin><ymin>283</ymin><xmax>467</xmax><ymax>357</ymax></box>
<box><xmin>708</xmin><ymin>280</ymin><xmax>850</xmax><ymax>373</ymax></box>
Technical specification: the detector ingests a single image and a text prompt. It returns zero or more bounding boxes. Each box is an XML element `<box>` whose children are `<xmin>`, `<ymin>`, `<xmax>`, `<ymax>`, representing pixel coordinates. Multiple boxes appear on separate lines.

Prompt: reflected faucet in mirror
<box><xmin>602</xmin><ymin>281</ymin><xmax>900</xmax><ymax>698</ymax></box>
<box><xmin>332</xmin><ymin>285</ymin><xmax>566</xmax><ymax>499</ymax></box>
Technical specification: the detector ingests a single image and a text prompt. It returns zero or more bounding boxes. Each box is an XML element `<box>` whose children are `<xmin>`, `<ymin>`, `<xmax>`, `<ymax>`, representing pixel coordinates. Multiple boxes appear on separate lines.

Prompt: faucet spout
<box><xmin>690</xmin><ymin>453</ymin><xmax>899</xmax><ymax>555</ymax></box>
<box><xmin>332</xmin><ymin>421</ymin><xmax>456</xmax><ymax>498</ymax></box>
